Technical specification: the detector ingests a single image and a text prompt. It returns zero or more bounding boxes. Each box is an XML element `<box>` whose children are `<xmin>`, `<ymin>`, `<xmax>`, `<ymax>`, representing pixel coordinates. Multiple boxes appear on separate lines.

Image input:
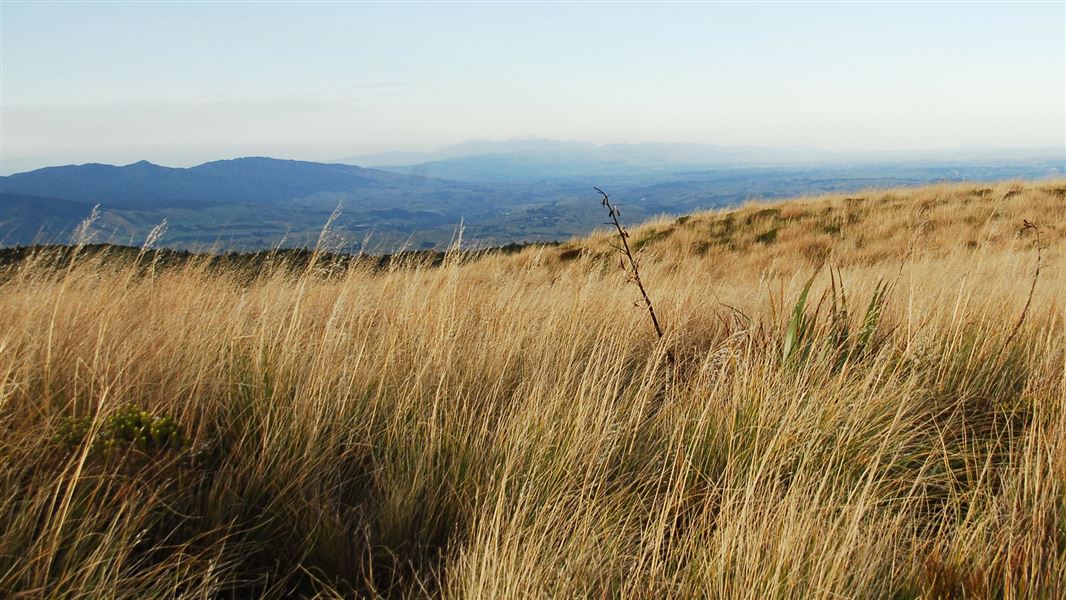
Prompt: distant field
<box><xmin>1</xmin><ymin>180</ymin><xmax>1064</xmax><ymax>597</ymax></box>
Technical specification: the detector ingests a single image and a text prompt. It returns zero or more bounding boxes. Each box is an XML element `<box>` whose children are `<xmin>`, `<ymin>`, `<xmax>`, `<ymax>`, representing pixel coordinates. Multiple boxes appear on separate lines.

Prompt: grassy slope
<box><xmin>1</xmin><ymin>180</ymin><xmax>1064</xmax><ymax>598</ymax></box>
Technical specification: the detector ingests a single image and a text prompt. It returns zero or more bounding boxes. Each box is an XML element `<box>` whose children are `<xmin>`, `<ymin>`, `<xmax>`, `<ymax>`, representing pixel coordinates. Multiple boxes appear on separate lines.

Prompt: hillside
<box><xmin>0</xmin><ymin>157</ymin><xmax>546</xmax><ymax>249</ymax></box>
<box><xmin>1</xmin><ymin>180</ymin><xmax>1065</xmax><ymax>598</ymax></box>
<box><xmin>568</xmin><ymin>179</ymin><xmax>1066</xmax><ymax>273</ymax></box>
<box><xmin>0</xmin><ymin>193</ymin><xmax>100</xmax><ymax>245</ymax></box>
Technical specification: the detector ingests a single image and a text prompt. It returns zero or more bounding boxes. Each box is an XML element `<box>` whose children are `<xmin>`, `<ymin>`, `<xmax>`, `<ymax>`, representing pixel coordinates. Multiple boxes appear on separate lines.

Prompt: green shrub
<box><xmin>783</xmin><ymin>272</ymin><xmax>890</xmax><ymax>367</ymax></box>
<box><xmin>755</xmin><ymin>228</ymin><xmax>779</xmax><ymax>244</ymax></box>
<box><xmin>55</xmin><ymin>403</ymin><xmax>185</xmax><ymax>457</ymax></box>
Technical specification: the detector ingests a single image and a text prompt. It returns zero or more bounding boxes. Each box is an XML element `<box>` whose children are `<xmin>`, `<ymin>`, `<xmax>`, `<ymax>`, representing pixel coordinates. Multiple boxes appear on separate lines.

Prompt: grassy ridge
<box><xmin>1</xmin><ymin>180</ymin><xmax>1064</xmax><ymax>598</ymax></box>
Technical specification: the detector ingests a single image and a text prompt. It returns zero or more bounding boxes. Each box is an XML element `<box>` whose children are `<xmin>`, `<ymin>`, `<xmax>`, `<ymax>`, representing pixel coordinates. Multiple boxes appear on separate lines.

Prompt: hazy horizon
<box><xmin>2</xmin><ymin>2</ymin><xmax>1064</xmax><ymax>175</ymax></box>
<box><xmin>3</xmin><ymin>136</ymin><xmax>1066</xmax><ymax>177</ymax></box>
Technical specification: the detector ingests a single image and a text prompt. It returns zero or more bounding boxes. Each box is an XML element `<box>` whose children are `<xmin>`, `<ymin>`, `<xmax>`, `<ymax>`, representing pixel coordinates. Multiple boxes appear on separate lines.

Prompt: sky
<box><xmin>1</xmin><ymin>1</ymin><xmax>1064</xmax><ymax>174</ymax></box>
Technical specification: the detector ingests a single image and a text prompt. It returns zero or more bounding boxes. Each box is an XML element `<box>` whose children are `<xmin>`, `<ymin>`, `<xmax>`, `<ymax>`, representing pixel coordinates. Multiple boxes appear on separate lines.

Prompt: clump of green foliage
<box><xmin>782</xmin><ymin>271</ymin><xmax>890</xmax><ymax>366</ymax></box>
<box><xmin>755</xmin><ymin>228</ymin><xmax>779</xmax><ymax>244</ymax></box>
<box><xmin>56</xmin><ymin>403</ymin><xmax>185</xmax><ymax>457</ymax></box>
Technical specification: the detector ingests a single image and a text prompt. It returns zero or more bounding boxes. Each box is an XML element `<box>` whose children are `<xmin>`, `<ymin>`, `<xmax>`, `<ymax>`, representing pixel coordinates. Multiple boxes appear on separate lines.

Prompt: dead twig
<box><xmin>594</xmin><ymin>187</ymin><xmax>673</xmax><ymax>365</ymax></box>
<box><xmin>1004</xmin><ymin>219</ymin><xmax>1044</xmax><ymax>348</ymax></box>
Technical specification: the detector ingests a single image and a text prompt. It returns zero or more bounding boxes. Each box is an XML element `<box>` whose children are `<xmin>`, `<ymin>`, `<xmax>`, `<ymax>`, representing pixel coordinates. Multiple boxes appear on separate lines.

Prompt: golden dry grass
<box><xmin>1</xmin><ymin>179</ymin><xmax>1065</xmax><ymax>598</ymax></box>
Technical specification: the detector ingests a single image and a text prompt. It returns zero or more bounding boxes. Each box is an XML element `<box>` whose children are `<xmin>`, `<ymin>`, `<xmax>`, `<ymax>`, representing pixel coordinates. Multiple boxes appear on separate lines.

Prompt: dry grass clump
<box><xmin>1</xmin><ymin>180</ymin><xmax>1064</xmax><ymax>598</ymax></box>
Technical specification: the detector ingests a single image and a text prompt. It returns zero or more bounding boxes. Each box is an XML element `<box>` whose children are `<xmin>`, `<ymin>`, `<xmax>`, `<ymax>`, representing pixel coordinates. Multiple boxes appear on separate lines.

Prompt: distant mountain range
<box><xmin>2</xmin><ymin>141</ymin><xmax>1063</xmax><ymax>251</ymax></box>
<box><xmin>0</xmin><ymin>157</ymin><xmax>548</xmax><ymax>249</ymax></box>
<box><xmin>1</xmin><ymin>158</ymin><xmax>412</xmax><ymax>209</ymax></box>
<box><xmin>336</xmin><ymin>138</ymin><xmax>1066</xmax><ymax>184</ymax></box>
<box><xmin>337</xmin><ymin>139</ymin><xmax>839</xmax><ymax>183</ymax></box>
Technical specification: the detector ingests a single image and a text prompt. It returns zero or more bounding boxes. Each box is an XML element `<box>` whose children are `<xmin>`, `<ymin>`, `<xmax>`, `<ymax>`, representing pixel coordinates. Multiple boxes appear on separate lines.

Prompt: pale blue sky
<box><xmin>2</xmin><ymin>1</ymin><xmax>1064</xmax><ymax>173</ymax></box>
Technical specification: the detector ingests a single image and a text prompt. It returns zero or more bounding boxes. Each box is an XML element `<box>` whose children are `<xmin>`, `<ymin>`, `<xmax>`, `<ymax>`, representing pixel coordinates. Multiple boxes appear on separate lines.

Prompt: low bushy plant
<box><xmin>56</xmin><ymin>403</ymin><xmax>185</xmax><ymax>457</ymax></box>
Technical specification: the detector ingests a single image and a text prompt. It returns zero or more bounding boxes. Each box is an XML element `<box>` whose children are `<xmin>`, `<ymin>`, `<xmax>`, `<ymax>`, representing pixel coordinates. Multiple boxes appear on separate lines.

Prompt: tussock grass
<box><xmin>1</xmin><ymin>180</ymin><xmax>1064</xmax><ymax>598</ymax></box>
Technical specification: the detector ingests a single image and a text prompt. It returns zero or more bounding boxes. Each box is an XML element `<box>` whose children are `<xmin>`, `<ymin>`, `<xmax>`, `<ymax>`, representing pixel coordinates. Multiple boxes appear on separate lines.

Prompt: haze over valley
<box><xmin>3</xmin><ymin>139</ymin><xmax>1062</xmax><ymax>251</ymax></box>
